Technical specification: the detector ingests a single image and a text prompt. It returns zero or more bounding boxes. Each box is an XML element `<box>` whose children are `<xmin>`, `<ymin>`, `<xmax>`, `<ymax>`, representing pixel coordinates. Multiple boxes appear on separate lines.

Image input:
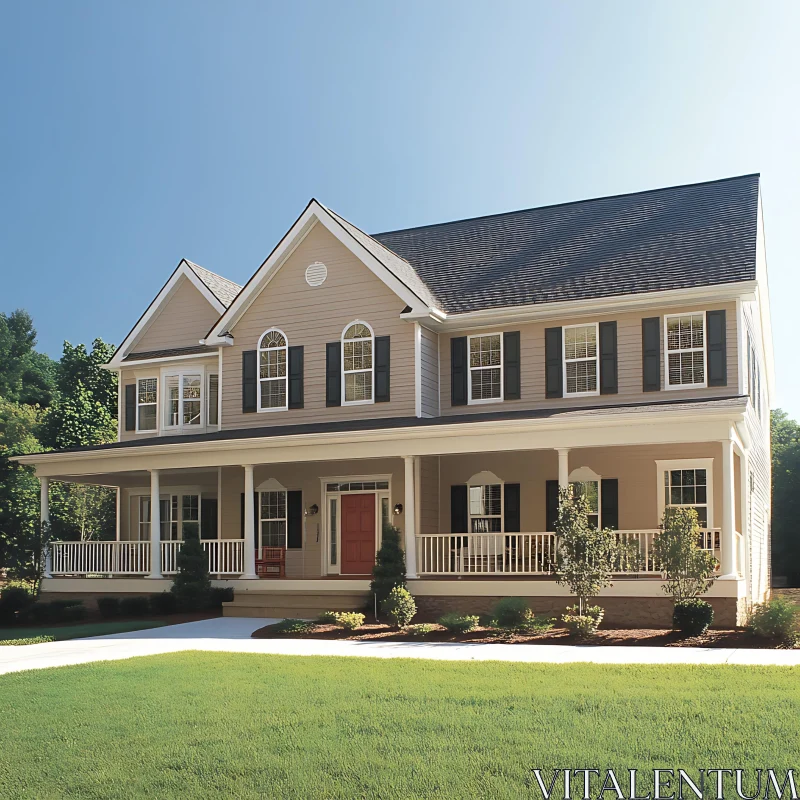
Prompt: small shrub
<box><xmin>673</xmin><ymin>598</ymin><xmax>714</xmax><ymax>636</ymax></box>
<box><xmin>335</xmin><ymin>612</ymin><xmax>365</xmax><ymax>631</ymax></box>
<box><xmin>170</xmin><ymin>531</ymin><xmax>212</xmax><ymax>610</ymax></box>
<box><xmin>97</xmin><ymin>597</ymin><xmax>121</xmax><ymax>619</ymax></box>
<box><xmin>370</xmin><ymin>524</ymin><xmax>406</xmax><ymax>608</ymax></box>
<box><xmin>562</xmin><ymin>604</ymin><xmax>604</xmax><ymax>638</ymax></box>
<box><xmin>382</xmin><ymin>586</ymin><xmax>417</xmax><ymax>628</ymax></box>
<box><xmin>119</xmin><ymin>596</ymin><xmax>150</xmax><ymax>617</ymax></box>
<box><xmin>492</xmin><ymin>597</ymin><xmax>534</xmax><ymax>630</ymax></box>
<box><xmin>438</xmin><ymin>613</ymin><xmax>480</xmax><ymax>634</ymax></box>
<box><xmin>0</xmin><ymin>586</ymin><xmax>34</xmax><ymax>625</ymax></box>
<box><xmin>0</xmin><ymin>635</ymin><xmax>56</xmax><ymax>646</ymax></box>
<box><xmin>208</xmin><ymin>586</ymin><xmax>234</xmax><ymax>609</ymax></box>
<box><xmin>408</xmin><ymin>623</ymin><xmax>436</xmax><ymax>636</ymax></box>
<box><xmin>272</xmin><ymin>618</ymin><xmax>315</xmax><ymax>634</ymax></box>
<box><xmin>749</xmin><ymin>597</ymin><xmax>799</xmax><ymax>643</ymax></box>
<box><xmin>26</xmin><ymin>600</ymin><xmax>86</xmax><ymax>624</ymax></box>
<box><xmin>149</xmin><ymin>592</ymin><xmax>179</xmax><ymax>615</ymax></box>
<box><xmin>317</xmin><ymin>611</ymin><xmax>341</xmax><ymax>624</ymax></box>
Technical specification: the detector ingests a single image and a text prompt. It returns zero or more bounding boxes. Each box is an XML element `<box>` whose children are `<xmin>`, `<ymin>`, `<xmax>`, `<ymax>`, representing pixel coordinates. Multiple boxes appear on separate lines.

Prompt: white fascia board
<box><xmin>108</xmin><ymin>260</ymin><xmax>227</xmax><ymax>368</ymax></box>
<box><xmin>205</xmin><ymin>200</ymin><xmax>434</xmax><ymax>344</ymax></box>
<box><xmin>404</xmin><ymin>281</ymin><xmax>758</xmax><ymax>332</ymax></box>
<box><xmin>108</xmin><ymin>351</ymin><xmax>220</xmax><ymax>370</ymax></box>
<box><xmin>755</xmin><ymin>190</ymin><xmax>776</xmax><ymax>399</ymax></box>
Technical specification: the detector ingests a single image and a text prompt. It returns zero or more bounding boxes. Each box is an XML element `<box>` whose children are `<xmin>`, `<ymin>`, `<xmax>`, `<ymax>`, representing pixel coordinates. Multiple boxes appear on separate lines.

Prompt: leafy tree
<box><xmin>170</xmin><ymin>529</ymin><xmax>212</xmax><ymax>610</ymax></box>
<box><xmin>370</xmin><ymin>524</ymin><xmax>406</xmax><ymax>609</ymax></box>
<box><xmin>554</xmin><ymin>487</ymin><xmax>620</xmax><ymax>615</ymax></box>
<box><xmin>39</xmin><ymin>381</ymin><xmax>116</xmax><ymax>450</ymax></box>
<box><xmin>49</xmin><ymin>482</ymin><xmax>116</xmax><ymax>541</ymax></box>
<box><xmin>0</xmin><ymin>310</ymin><xmax>57</xmax><ymax>408</ymax></box>
<box><xmin>771</xmin><ymin>409</ymin><xmax>800</xmax><ymax>584</ymax></box>
<box><xmin>56</xmin><ymin>339</ymin><xmax>117</xmax><ymax>417</ymax></box>
<box><xmin>652</xmin><ymin>507</ymin><xmax>717</xmax><ymax>601</ymax></box>
<box><xmin>2</xmin><ymin>519</ymin><xmax>52</xmax><ymax>594</ymax></box>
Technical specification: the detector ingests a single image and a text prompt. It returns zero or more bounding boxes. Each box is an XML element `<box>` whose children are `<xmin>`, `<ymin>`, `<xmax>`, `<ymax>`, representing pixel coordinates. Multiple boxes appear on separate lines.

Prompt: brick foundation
<box><xmin>412</xmin><ymin>594</ymin><xmax>742</xmax><ymax>629</ymax></box>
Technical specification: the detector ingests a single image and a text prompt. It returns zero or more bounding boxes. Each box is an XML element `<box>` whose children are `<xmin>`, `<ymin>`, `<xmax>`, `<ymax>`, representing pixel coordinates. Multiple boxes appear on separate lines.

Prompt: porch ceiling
<box><xmin>15</xmin><ymin>396</ymin><xmax>747</xmax><ymax>479</ymax></box>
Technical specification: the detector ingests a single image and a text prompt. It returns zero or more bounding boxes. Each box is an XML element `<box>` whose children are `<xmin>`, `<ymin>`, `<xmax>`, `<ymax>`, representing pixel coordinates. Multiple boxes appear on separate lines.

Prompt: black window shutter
<box><xmin>287</xmin><ymin>490</ymin><xmax>303</xmax><ymax>549</ymax></box>
<box><xmin>288</xmin><ymin>346</ymin><xmax>304</xmax><ymax>409</ymax></box>
<box><xmin>546</xmin><ymin>480</ymin><xmax>559</xmax><ymax>532</ymax></box>
<box><xmin>450</xmin><ymin>485</ymin><xmax>468</xmax><ymax>533</ymax></box>
<box><xmin>545</xmin><ymin>328</ymin><xmax>563</xmax><ymax>398</ymax></box>
<box><xmin>600</xmin><ymin>479</ymin><xmax>619</xmax><ymax>530</ymax></box>
<box><xmin>642</xmin><ymin>318</ymin><xmax>661</xmax><ymax>392</ymax></box>
<box><xmin>124</xmin><ymin>384</ymin><xmax>136</xmax><ymax>431</ymax></box>
<box><xmin>706</xmin><ymin>310</ymin><xmax>727</xmax><ymax>387</ymax></box>
<box><xmin>240</xmin><ymin>492</ymin><xmax>259</xmax><ymax>546</ymax></box>
<box><xmin>375</xmin><ymin>335</ymin><xmax>390</xmax><ymax>402</ymax></box>
<box><xmin>503</xmin><ymin>331</ymin><xmax>521</xmax><ymax>401</ymax></box>
<box><xmin>599</xmin><ymin>321</ymin><xmax>618</xmax><ymax>395</ymax></box>
<box><xmin>242</xmin><ymin>350</ymin><xmax>257</xmax><ymax>413</ymax></box>
<box><xmin>504</xmin><ymin>483</ymin><xmax>521</xmax><ymax>533</ymax></box>
<box><xmin>451</xmin><ymin>337</ymin><xmax>468</xmax><ymax>406</ymax></box>
<box><xmin>326</xmin><ymin>342</ymin><xmax>341</xmax><ymax>407</ymax></box>
<box><xmin>201</xmin><ymin>498</ymin><xmax>219</xmax><ymax>539</ymax></box>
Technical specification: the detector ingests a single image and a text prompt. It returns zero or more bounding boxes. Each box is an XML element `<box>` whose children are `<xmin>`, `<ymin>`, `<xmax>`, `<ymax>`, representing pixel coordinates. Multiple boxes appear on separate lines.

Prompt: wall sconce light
<box><xmin>393</xmin><ymin>503</ymin><xmax>403</xmax><ymax>515</ymax></box>
<box><xmin>304</xmin><ymin>504</ymin><xmax>319</xmax><ymax>517</ymax></box>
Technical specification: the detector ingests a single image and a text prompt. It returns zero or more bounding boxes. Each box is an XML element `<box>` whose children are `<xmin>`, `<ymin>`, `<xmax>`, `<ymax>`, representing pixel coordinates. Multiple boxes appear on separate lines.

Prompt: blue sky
<box><xmin>1</xmin><ymin>2</ymin><xmax>798</xmax><ymax>417</ymax></box>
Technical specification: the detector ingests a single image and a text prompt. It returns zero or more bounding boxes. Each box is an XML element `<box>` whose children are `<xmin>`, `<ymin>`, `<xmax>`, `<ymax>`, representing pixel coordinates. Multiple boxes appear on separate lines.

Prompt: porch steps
<box><xmin>222</xmin><ymin>589</ymin><xmax>371</xmax><ymax>619</ymax></box>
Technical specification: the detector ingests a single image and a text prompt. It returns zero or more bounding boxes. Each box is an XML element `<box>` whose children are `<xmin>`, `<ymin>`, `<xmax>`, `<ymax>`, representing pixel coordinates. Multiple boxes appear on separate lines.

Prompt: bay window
<box><xmin>163</xmin><ymin>371</ymin><xmax>203</xmax><ymax>430</ymax></box>
<box><xmin>136</xmin><ymin>378</ymin><xmax>158</xmax><ymax>432</ymax></box>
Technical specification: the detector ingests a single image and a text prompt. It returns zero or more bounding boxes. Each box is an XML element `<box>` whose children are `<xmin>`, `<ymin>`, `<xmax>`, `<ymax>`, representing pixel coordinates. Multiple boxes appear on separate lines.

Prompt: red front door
<box><xmin>340</xmin><ymin>493</ymin><xmax>376</xmax><ymax>575</ymax></box>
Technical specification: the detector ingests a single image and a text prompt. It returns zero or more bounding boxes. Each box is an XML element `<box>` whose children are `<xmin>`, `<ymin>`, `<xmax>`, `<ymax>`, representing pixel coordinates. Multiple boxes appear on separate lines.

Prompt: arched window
<box><xmin>342</xmin><ymin>321</ymin><xmax>374</xmax><ymax>404</ymax></box>
<box><xmin>258</xmin><ymin>329</ymin><xmax>288</xmax><ymax>411</ymax></box>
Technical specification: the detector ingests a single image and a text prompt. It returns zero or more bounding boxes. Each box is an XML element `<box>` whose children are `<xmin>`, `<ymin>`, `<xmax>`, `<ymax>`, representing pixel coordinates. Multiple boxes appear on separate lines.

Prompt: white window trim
<box><xmin>258</xmin><ymin>489</ymin><xmax>288</xmax><ymax>549</ymax></box>
<box><xmin>655</xmin><ymin>458</ymin><xmax>714</xmax><ymax>529</ymax></box>
<box><xmin>467</xmin><ymin>471</ymin><xmax>505</xmax><ymax>533</ymax></box>
<box><xmin>562</xmin><ymin>322</ymin><xmax>600</xmax><ymax>398</ymax></box>
<box><xmin>341</xmin><ymin>320</ymin><xmax>375</xmax><ymax>406</ymax></box>
<box><xmin>568</xmin><ymin>466</ymin><xmax>602</xmax><ymax>527</ymax></box>
<box><xmin>664</xmin><ymin>311</ymin><xmax>708</xmax><ymax>390</ymax></box>
<box><xmin>257</xmin><ymin>328</ymin><xmax>289</xmax><ymax>413</ymax></box>
<box><xmin>132</xmin><ymin>488</ymin><xmax>205</xmax><ymax>541</ymax></box>
<box><xmin>161</xmin><ymin>366</ymin><xmax>206</xmax><ymax>431</ymax></box>
<box><xmin>467</xmin><ymin>332</ymin><xmax>504</xmax><ymax>406</ymax></box>
<box><xmin>135</xmin><ymin>376</ymin><xmax>159</xmax><ymax>434</ymax></box>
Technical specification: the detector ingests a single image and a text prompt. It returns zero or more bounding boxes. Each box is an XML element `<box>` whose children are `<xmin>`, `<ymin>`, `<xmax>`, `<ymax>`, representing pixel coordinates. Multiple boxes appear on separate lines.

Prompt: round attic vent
<box><xmin>305</xmin><ymin>262</ymin><xmax>328</xmax><ymax>287</ymax></box>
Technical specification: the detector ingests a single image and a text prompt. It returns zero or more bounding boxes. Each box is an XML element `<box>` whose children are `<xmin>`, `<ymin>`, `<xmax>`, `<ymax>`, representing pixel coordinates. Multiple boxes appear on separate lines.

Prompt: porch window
<box><xmin>570</xmin><ymin>480</ymin><xmax>600</xmax><ymax>528</ymax></box>
<box><xmin>182</xmin><ymin>495</ymin><xmax>200</xmax><ymax>539</ymax></box>
<box><xmin>137</xmin><ymin>378</ymin><xmax>158</xmax><ymax>432</ymax></box>
<box><xmin>664</xmin><ymin>468</ymin><xmax>709</xmax><ymax>527</ymax></box>
<box><xmin>468</xmin><ymin>484</ymin><xmax>502</xmax><ymax>533</ymax></box>
<box><xmin>563</xmin><ymin>324</ymin><xmax>598</xmax><ymax>395</ymax></box>
<box><xmin>468</xmin><ymin>333</ymin><xmax>502</xmax><ymax>403</ymax></box>
<box><xmin>342</xmin><ymin>321</ymin><xmax>374</xmax><ymax>404</ymax></box>
<box><xmin>665</xmin><ymin>313</ymin><xmax>706</xmax><ymax>388</ymax></box>
<box><xmin>259</xmin><ymin>490</ymin><xmax>287</xmax><ymax>548</ymax></box>
<box><xmin>258</xmin><ymin>329</ymin><xmax>288</xmax><ymax>411</ymax></box>
<box><xmin>207</xmin><ymin>373</ymin><xmax>219</xmax><ymax>426</ymax></box>
<box><xmin>164</xmin><ymin>372</ymin><xmax>203</xmax><ymax>429</ymax></box>
<box><xmin>139</xmin><ymin>496</ymin><xmax>152</xmax><ymax>539</ymax></box>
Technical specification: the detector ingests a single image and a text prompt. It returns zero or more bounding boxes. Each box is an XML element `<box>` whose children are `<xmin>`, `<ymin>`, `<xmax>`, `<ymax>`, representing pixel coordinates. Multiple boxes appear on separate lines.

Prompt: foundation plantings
<box><xmin>382</xmin><ymin>586</ymin><xmax>417</xmax><ymax>629</ymax></box>
<box><xmin>748</xmin><ymin>597</ymin><xmax>800</xmax><ymax>646</ymax></box>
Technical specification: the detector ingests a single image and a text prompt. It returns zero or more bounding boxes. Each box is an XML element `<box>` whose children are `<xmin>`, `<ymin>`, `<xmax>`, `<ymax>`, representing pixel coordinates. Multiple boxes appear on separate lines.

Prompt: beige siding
<box><xmin>135</xmin><ymin>276</ymin><xmax>220</xmax><ymax>352</ymax></box>
<box><xmin>439</xmin><ymin>302</ymin><xmax>739</xmax><ymax>415</ymax></box>
<box><xmin>419</xmin><ymin>456</ymin><xmax>440</xmax><ymax>534</ymax></box>
<box><xmin>222</xmin><ymin>223</ymin><xmax>415</xmax><ymax>430</ymax></box>
<box><xmin>419</xmin><ymin>325</ymin><xmax>440</xmax><ymax>417</ymax></box>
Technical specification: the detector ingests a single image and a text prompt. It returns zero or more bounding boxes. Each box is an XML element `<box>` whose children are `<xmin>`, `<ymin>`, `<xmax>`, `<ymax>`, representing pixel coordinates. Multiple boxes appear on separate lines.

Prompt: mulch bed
<box><xmin>252</xmin><ymin>621</ymin><xmax>793</xmax><ymax>649</ymax></box>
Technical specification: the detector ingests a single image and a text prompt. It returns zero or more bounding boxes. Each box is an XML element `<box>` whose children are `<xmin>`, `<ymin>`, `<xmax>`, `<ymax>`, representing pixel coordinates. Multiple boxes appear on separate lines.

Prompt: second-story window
<box><xmin>468</xmin><ymin>333</ymin><xmax>502</xmax><ymax>403</ymax></box>
<box><xmin>342</xmin><ymin>321</ymin><xmax>374</xmax><ymax>404</ymax></box>
<box><xmin>137</xmin><ymin>378</ymin><xmax>158</xmax><ymax>432</ymax></box>
<box><xmin>665</xmin><ymin>312</ymin><xmax>706</xmax><ymax>388</ymax></box>
<box><xmin>563</xmin><ymin>323</ymin><xmax>598</xmax><ymax>396</ymax></box>
<box><xmin>258</xmin><ymin>329</ymin><xmax>288</xmax><ymax>411</ymax></box>
<box><xmin>164</xmin><ymin>373</ymin><xmax>202</xmax><ymax>428</ymax></box>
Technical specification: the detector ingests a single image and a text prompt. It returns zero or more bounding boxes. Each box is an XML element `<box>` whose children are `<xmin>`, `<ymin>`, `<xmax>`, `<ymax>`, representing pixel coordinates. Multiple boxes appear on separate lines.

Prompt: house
<box><xmin>14</xmin><ymin>174</ymin><xmax>773</xmax><ymax>627</ymax></box>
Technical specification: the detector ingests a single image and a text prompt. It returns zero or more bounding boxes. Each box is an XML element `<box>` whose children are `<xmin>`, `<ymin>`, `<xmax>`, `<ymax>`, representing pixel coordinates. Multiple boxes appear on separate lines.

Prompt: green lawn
<box><xmin>0</xmin><ymin>619</ymin><xmax>167</xmax><ymax>644</ymax></box>
<box><xmin>0</xmin><ymin>654</ymin><xmax>797</xmax><ymax>799</ymax></box>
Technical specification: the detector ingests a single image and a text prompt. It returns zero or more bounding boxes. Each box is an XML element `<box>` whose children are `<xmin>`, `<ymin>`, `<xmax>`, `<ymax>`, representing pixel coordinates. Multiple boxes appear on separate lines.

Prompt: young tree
<box><xmin>370</xmin><ymin>524</ymin><xmax>406</xmax><ymax>609</ymax></box>
<box><xmin>2</xmin><ymin>519</ymin><xmax>52</xmax><ymax>594</ymax></box>
<box><xmin>170</xmin><ymin>529</ymin><xmax>212</xmax><ymax>610</ymax></box>
<box><xmin>652</xmin><ymin>507</ymin><xmax>717</xmax><ymax>601</ymax></box>
<box><xmin>554</xmin><ymin>487</ymin><xmax>620</xmax><ymax>615</ymax></box>
<box><xmin>49</xmin><ymin>482</ymin><xmax>116</xmax><ymax>541</ymax></box>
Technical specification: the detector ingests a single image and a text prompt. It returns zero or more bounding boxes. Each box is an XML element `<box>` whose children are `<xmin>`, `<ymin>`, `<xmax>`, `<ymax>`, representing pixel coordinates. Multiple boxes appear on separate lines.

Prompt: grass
<box><xmin>0</xmin><ymin>619</ymin><xmax>167</xmax><ymax>644</ymax></box>
<box><xmin>0</xmin><ymin>654</ymin><xmax>798</xmax><ymax>799</ymax></box>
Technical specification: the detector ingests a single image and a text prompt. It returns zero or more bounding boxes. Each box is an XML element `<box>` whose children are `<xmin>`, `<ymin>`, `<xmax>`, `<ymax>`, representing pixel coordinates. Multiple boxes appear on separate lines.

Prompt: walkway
<box><xmin>1</xmin><ymin>617</ymin><xmax>799</xmax><ymax>675</ymax></box>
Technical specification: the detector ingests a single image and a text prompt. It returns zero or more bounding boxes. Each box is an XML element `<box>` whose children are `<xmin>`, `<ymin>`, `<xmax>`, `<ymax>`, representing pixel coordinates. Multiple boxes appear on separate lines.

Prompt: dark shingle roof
<box><xmin>123</xmin><ymin>345</ymin><xmax>215</xmax><ymax>362</ymax></box>
<box><xmin>185</xmin><ymin>261</ymin><xmax>242</xmax><ymax>308</ymax></box>
<box><xmin>371</xmin><ymin>174</ymin><xmax>759</xmax><ymax>314</ymax></box>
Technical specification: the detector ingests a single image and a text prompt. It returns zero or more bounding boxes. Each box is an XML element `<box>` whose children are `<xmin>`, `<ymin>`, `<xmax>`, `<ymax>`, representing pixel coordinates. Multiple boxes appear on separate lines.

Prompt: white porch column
<box><xmin>40</xmin><ymin>476</ymin><xmax>51</xmax><ymax>579</ymax></box>
<box><xmin>403</xmin><ymin>456</ymin><xmax>419</xmax><ymax>579</ymax></box>
<box><xmin>146</xmin><ymin>469</ymin><xmax>163</xmax><ymax>579</ymax></box>
<box><xmin>557</xmin><ymin>448</ymin><xmax>570</xmax><ymax>491</ymax></box>
<box><xmin>720</xmin><ymin>438</ymin><xmax>737</xmax><ymax>578</ymax></box>
<box><xmin>241</xmin><ymin>465</ymin><xmax>258</xmax><ymax>579</ymax></box>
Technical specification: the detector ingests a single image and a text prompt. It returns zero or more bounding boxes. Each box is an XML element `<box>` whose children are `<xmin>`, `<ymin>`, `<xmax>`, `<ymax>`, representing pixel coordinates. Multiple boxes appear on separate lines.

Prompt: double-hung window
<box><xmin>665</xmin><ymin>312</ymin><xmax>706</xmax><ymax>388</ymax></box>
<box><xmin>563</xmin><ymin>324</ymin><xmax>598</xmax><ymax>396</ymax></box>
<box><xmin>136</xmin><ymin>378</ymin><xmax>158</xmax><ymax>432</ymax></box>
<box><xmin>258</xmin><ymin>329</ymin><xmax>288</xmax><ymax>411</ymax></box>
<box><xmin>468</xmin><ymin>333</ymin><xmax>502</xmax><ymax>403</ymax></box>
<box><xmin>259</xmin><ymin>490</ymin><xmax>287</xmax><ymax>548</ymax></box>
<box><xmin>164</xmin><ymin>372</ymin><xmax>203</xmax><ymax>430</ymax></box>
<box><xmin>468</xmin><ymin>483</ymin><xmax>502</xmax><ymax>533</ymax></box>
<box><xmin>342</xmin><ymin>321</ymin><xmax>374</xmax><ymax>404</ymax></box>
<box><xmin>570</xmin><ymin>480</ymin><xmax>600</xmax><ymax>528</ymax></box>
<box><xmin>662</xmin><ymin>466</ymin><xmax>710</xmax><ymax>528</ymax></box>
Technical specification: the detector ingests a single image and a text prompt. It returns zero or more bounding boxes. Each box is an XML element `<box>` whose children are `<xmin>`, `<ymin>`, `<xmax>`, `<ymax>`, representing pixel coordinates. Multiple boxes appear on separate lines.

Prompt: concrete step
<box><xmin>223</xmin><ymin>589</ymin><xmax>371</xmax><ymax>619</ymax></box>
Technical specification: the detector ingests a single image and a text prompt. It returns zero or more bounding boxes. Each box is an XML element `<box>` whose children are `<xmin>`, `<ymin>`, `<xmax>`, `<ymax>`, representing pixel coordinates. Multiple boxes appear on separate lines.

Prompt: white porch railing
<box><xmin>49</xmin><ymin>540</ymin><xmax>246</xmax><ymax>576</ymax></box>
<box><xmin>416</xmin><ymin>529</ymin><xmax>723</xmax><ymax>576</ymax></box>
